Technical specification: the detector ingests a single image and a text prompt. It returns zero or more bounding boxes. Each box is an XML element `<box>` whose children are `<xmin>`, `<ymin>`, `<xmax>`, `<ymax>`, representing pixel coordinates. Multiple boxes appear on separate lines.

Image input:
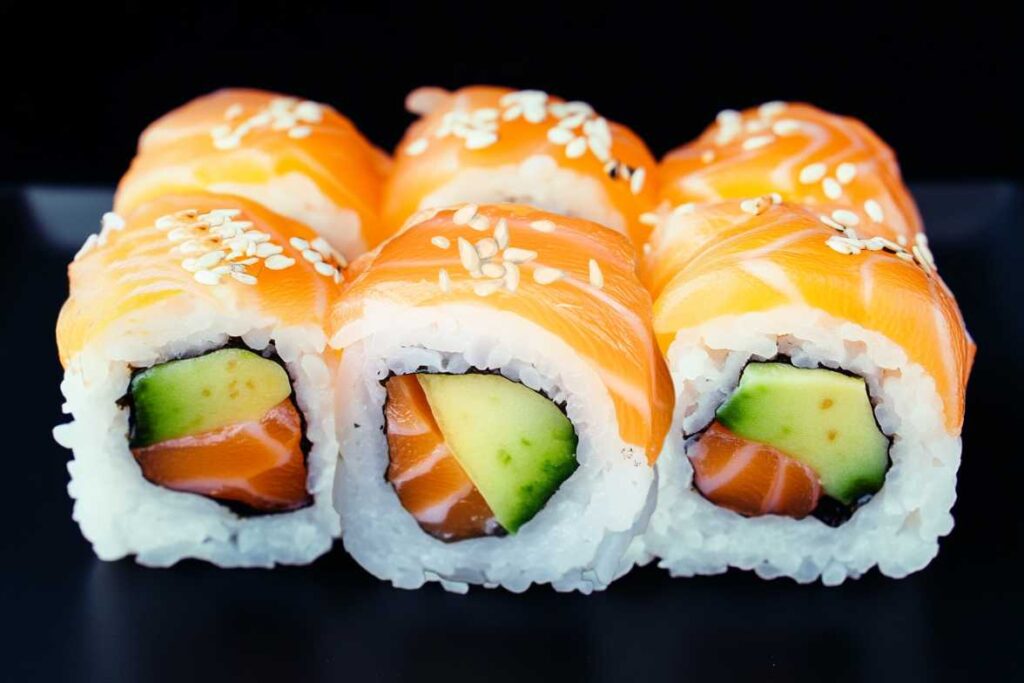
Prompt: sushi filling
<box><xmin>127</xmin><ymin>346</ymin><xmax>313</xmax><ymax>514</ymax></box>
<box><xmin>383</xmin><ymin>372</ymin><xmax>578</xmax><ymax>542</ymax></box>
<box><xmin>688</xmin><ymin>362</ymin><xmax>891</xmax><ymax>526</ymax></box>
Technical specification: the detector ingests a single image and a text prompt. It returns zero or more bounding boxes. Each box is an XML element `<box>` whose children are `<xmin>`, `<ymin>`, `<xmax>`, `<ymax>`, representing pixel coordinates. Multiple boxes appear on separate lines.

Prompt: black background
<box><xmin>2</xmin><ymin>3</ymin><xmax>1022</xmax><ymax>682</ymax></box>
<box><xmin>1</xmin><ymin>4</ymin><xmax>1021</xmax><ymax>185</ymax></box>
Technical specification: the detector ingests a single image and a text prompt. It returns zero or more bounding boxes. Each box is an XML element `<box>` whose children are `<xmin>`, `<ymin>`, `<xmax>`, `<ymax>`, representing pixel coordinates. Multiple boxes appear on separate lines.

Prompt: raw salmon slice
<box><xmin>131</xmin><ymin>399</ymin><xmax>312</xmax><ymax>512</ymax></box>
<box><xmin>384</xmin><ymin>374</ymin><xmax>497</xmax><ymax>541</ymax></box>
<box><xmin>689</xmin><ymin>422</ymin><xmax>821</xmax><ymax>518</ymax></box>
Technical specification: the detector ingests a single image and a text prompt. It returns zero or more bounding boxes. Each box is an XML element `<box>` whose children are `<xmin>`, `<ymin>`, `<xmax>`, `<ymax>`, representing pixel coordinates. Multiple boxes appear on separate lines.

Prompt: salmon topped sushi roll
<box><xmin>382</xmin><ymin>86</ymin><xmax>659</xmax><ymax>250</ymax></box>
<box><xmin>638</xmin><ymin>199</ymin><xmax>973</xmax><ymax>584</ymax></box>
<box><xmin>331</xmin><ymin>204</ymin><xmax>673</xmax><ymax>592</ymax></box>
<box><xmin>114</xmin><ymin>89</ymin><xmax>389</xmax><ymax>261</ymax></box>
<box><xmin>657</xmin><ymin>102</ymin><xmax>922</xmax><ymax>244</ymax></box>
<box><xmin>54</xmin><ymin>194</ymin><xmax>346</xmax><ymax>567</ymax></box>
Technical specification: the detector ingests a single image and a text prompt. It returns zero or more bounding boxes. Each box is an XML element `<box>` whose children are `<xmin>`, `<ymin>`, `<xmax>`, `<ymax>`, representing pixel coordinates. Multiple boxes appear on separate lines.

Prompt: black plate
<box><xmin>4</xmin><ymin>183</ymin><xmax>1021</xmax><ymax>681</ymax></box>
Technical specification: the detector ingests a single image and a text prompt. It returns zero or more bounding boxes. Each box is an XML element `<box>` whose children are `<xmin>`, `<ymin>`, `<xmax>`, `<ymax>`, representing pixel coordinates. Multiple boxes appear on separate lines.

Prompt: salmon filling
<box><xmin>383</xmin><ymin>373</ymin><xmax>579</xmax><ymax>543</ymax></box>
<box><xmin>385</xmin><ymin>375</ymin><xmax>498</xmax><ymax>541</ymax></box>
<box><xmin>128</xmin><ymin>347</ymin><xmax>313</xmax><ymax>514</ymax></box>
<box><xmin>689</xmin><ymin>362</ymin><xmax>890</xmax><ymax>524</ymax></box>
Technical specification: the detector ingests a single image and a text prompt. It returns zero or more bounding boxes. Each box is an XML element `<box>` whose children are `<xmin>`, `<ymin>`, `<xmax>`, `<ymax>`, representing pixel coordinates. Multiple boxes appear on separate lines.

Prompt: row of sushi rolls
<box><xmin>54</xmin><ymin>86</ymin><xmax>974</xmax><ymax>591</ymax></box>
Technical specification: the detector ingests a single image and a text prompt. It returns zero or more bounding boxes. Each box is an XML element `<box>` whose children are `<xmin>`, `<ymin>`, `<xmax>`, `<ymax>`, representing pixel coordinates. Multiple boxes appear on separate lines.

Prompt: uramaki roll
<box><xmin>638</xmin><ymin>198</ymin><xmax>973</xmax><ymax>583</ymax></box>
<box><xmin>115</xmin><ymin>89</ymin><xmax>389</xmax><ymax>260</ymax></box>
<box><xmin>54</xmin><ymin>194</ymin><xmax>346</xmax><ymax>567</ymax></box>
<box><xmin>658</xmin><ymin>101</ymin><xmax>922</xmax><ymax>243</ymax></box>
<box><xmin>330</xmin><ymin>204</ymin><xmax>673</xmax><ymax>592</ymax></box>
<box><xmin>383</xmin><ymin>86</ymin><xmax>658</xmax><ymax>250</ymax></box>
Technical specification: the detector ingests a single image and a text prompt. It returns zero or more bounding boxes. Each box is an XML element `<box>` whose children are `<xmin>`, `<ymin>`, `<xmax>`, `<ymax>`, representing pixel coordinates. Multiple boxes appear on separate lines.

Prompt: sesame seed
<box><xmin>438</xmin><ymin>268</ymin><xmax>451</xmax><ymax>293</ymax></box>
<box><xmin>769</xmin><ymin>192</ymin><xmax>783</xmax><ymax>204</ymax></box>
<box><xmin>864</xmin><ymin>199</ymin><xmax>884</xmax><ymax>223</ymax></box>
<box><xmin>406</xmin><ymin>138</ymin><xmax>429</xmax><ymax>156</ymax></box>
<box><xmin>896</xmin><ymin>250</ymin><xmax>914</xmax><ymax>261</ymax></box>
<box><xmin>643</xmin><ymin>243</ymin><xmax>652</xmax><ymax>255</ymax></box>
<box><xmin>740</xmin><ymin>196</ymin><xmax>771</xmax><ymax>216</ymax></box>
<box><xmin>742</xmin><ymin>135</ymin><xmax>774</xmax><ymax>151</ymax></box>
<box><xmin>639</xmin><ymin>212</ymin><xmax>659</xmax><ymax>226</ymax></box>
<box><xmin>836</xmin><ymin>162</ymin><xmax>857</xmax><ymax>184</ymax></box>
<box><xmin>211</xmin><ymin>124</ymin><xmax>233</xmax><ymax>139</ymax></box>
<box><xmin>823</xmin><ymin>177</ymin><xmax>843</xmax><ymax>199</ymax></box>
<box><xmin>863</xmin><ymin>237</ymin><xmax>886</xmax><ymax>251</ymax></box>
<box><xmin>265</xmin><ymin>255</ymin><xmax>296</xmax><ymax>270</ymax></box>
<box><xmin>457</xmin><ymin>237</ymin><xmax>481</xmax><ymax>274</ymax></box>
<box><xmin>255</xmin><ymin>243</ymin><xmax>283</xmax><ymax>257</ymax></box>
<box><xmin>843</xmin><ymin>227</ymin><xmax>860</xmax><ymax>240</ymax></box>
<box><xmin>475</xmin><ymin>238</ymin><xmax>498</xmax><ymax>260</ymax></box>
<box><xmin>897</xmin><ymin>234</ymin><xmax>908</xmax><ymax>246</ymax></box>
<box><xmin>716</xmin><ymin>109</ymin><xmax>741</xmax><ymax>126</ymax></box>
<box><xmin>231</xmin><ymin>271</ymin><xmax>258</xmax><ymax>285</ymax></box>
<box><xmin>819</xmin><ymin>214</ymin><xmax>844</xmax><ymax>231</ymax></box>
<box><xmin>167</xmin><ymin>227</ymin><xmax>192</xmax><ymax>242</ymax></box>
<box><xmin>504</xmin><ymin>262</ymin><xmax>520</xmax><ymax>292</ymax></box>
<box><xmin>587</xmin><ymin>138</ymin><xmax>611</xmax><ymax>162</ymax></box>
<box><xmin>912</xmin><ymin>245</ymin><xmax>933</xmax><ymax>274</ymax></box>
<box><xmin>453</xmin><ymin>205</ymin><xmax>477</xmax><ymax>225</ymax></box>
<box><xmin>772</xmin><ymin>119</ymin><xmax>802</xmax><ymax>135</ymax></box>
<box><xmin>295</xmin><ymin>101</ymin><xmax>322</xmax><ymax>123</ymax></box>
<box><xmin>798</xmin><ymin>163</ymin><xmax>827</xmax><ymax>184</ymax></box>
<box><xmin>468</xmin><ymin>215</ymin><xmax>491</xmax><ymax>232</ymax></box>
<box><xmin>302</xmin><ymin>249</ymin><xmax>323</xmax><ymax>263</ymax></box>
<box><xmin>547</xmin><ymin>127</ymin><xmax>575</xmax><ymax>145</ymax></box>
<box><xmin>588</xmin><ymin>259</ymin><xmax>604</xmax><ymax>289</ymax></box>
<box><xmin>618</xmin><ymin>163</ymin><xmax>632</xmax><ymax>181</ymax></box>
<box><xmin>826</xmin><ymin>236</ymin><xmax>861</xmax><ymax>255</ymax></box>
<box><xmin>290</xmin><ymin>237</ymin><xmax>310</xmax><ymax>250</ymax></box>
<box><xmin>197</xmin><ymin>250</ymin><xmax>226</xmax><ymax>269</ymax></box>
<box><xmin>530</xmin><ymin>220</ymin><xmax>555</xmax><ymax>233</ymax></box>
<box><xmin>831</xmin><ymin>209</ymin><xmax>860</xmax><ymax>226</ymax></box>
<box><xmin>630</xmin><ymin>167</ymin><xmax>646</xmax><ymax>195</ymax></box>
<box><xmin>758</xmin><ymin>101</ymin><xmax>787</xmax><ymax>119</ymax></box>
<box><xmin>503</xmin><ymin>247</ymin><xmax>538</xmax><ymax>263</ymax></box>
<box><xmin>674</xmin><ymin>203</ymin><xmax>696</xmax><ymax>216</ymax></box>
<box><xmin>314</xmin><ymin>261</ymin><xmax>338</xmax><ymax>277</ymax></box>
<box><xmin>701</xmin><ymin>149</ymin><xmax>716</xmax><ymax>163</ymax></box>
<box><xmin>494</xmin><ymin>218</ymin><xmax>509</xmax><ymax>249</ymax></box>
<box><xmin>565</xmin><ymin>137</ymin><xmax>587</xmax><ymax>159</ymax></box>
<box><xmin>74</xmin><ymin>234</ymin><xmax>99</xmax><ymax>260</ymax></box>
<box><xmin>464</xmin><ymin>131</ymin><xmax>498</xmax><ymax>149</ymax></box>
<box><xmin>288</xmin><ymin>126</ymin><xmax>312</xmax><ymax>139</ymax></box>
<box><xmin>194</xmin><ymin>269</ymin><xmax>221</xmax><ymax>285</ymax></box>
<box><xmin>431</xmin><ymin>236</ymin><xmax>450</xmax><ymax>250</ymax></box>
<box><xmin>533</xmin><ymin>267</ymin><xmax>564</xmax><ymax>285</ymax></box>
<box><xmin>481</xmin><ymin>262</ymin><xmax>506</xmax><ymax>278</ymax></box>
<box><xmin>473</xmin><ymin>279</ymin><xmax>504</xmax><ymax>297</ymax></box>
<box><xmin>225</xmin><ymin>104</ymin><xmax>244</xmax><ymax>120</ymax></box>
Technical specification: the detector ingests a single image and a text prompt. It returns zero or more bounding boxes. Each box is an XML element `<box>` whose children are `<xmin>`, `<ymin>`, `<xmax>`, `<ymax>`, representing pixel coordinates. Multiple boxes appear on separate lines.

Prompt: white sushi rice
<box><xmin>53</xmin><ymin>298</ymin><xmax>341</xmax><ymax>568</ymax></box>
<box><xmin>637</xmin><ymin>306</ymin><xmax>961</xmax><ymax>585</ymax></box>
<box><xmin>332</xmin><ymin>302</ymin><xmax>655</xmax><ymax>593</ymax></box>
<box><xmin>418</xmin><ymin>154</ymin><xmax>627</xmax><ymax>236</ymax></box>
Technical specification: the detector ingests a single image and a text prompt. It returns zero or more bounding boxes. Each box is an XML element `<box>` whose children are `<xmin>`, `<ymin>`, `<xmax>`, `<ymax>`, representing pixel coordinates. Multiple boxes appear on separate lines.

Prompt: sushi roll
<box><xmin>382</xmin><ymin>86</ymin><xmax>658</xmax><ymax>250</ymax></box>
<box><xmin>638</xmin><ymin>198</ymin><xmax>974</xmax><ymax>584</ymax></box>
<box><xmin>115</xmin><ymin>89</ymin><xmax>389</xmax><ymax>261</ymax></box>
<box><xmin>658</xmin><ymin>101</ymin><xmax>922</xmax><ymax>243</ymax></box>
<box><xmin>54</xmin><ymin>194</ymin><xmax>346</xmax><ymax>567</ymax></box>
<box><xmin>330</xmin><ymin>204</ymin><xmax>673</xmax><ymax>592</ymax></box>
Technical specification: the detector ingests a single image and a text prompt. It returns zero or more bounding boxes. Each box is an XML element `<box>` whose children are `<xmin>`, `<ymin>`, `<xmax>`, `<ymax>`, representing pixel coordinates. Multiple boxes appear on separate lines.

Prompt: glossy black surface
<box><xmin>4</xmin><ymin>184</ymin><xmax>1021</xmax><ymax>681</ymax></box>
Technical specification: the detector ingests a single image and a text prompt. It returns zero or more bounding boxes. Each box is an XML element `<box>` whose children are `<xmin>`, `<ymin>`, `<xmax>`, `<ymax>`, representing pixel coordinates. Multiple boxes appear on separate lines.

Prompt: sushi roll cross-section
<box><xmin>55</xmin><ymin>196</ymin><xmax>346</xmax><ymax>567</ymax></box>
<box><xmin>331</xmin><ymin>204</ymin><xmax>672</xmax><ymax>592</ymax></box>
<box><xmin>638</xmin><ymin>198</ymin><xmax>973</xmax><ymax>584</ymax></box>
